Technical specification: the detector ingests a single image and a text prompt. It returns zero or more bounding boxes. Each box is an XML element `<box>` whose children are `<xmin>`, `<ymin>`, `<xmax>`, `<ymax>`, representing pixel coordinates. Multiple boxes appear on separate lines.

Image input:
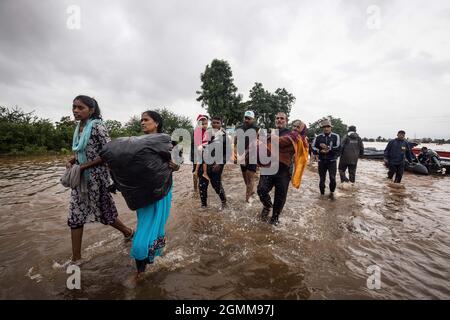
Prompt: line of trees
<box><xmin>0</xmin><ymin>106</ymin><xmax>193</xmax><ymax>155</ymax></box>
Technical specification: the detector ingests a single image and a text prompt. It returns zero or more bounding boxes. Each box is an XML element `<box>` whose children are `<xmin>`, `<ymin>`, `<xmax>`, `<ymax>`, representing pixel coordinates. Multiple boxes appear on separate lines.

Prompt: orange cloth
<box><xmin>287</xmin><ymin>135</ymin><xmax>309</xmax><ymax>189</ymax></box>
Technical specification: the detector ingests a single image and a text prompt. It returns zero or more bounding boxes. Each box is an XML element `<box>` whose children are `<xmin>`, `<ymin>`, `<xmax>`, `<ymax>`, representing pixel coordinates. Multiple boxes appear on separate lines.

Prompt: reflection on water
<box><xmin>0</xmin><ymin>155</ymin><xmax>449</xmax><ymax>299</ymax></box>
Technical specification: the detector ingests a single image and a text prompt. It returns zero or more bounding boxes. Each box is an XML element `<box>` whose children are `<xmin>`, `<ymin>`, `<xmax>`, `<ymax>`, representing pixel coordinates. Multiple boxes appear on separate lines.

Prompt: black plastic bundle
<box><xmin>100</xmin><ymin>133</ymin><xmax>173</xmax><ymax>210</ymax></box>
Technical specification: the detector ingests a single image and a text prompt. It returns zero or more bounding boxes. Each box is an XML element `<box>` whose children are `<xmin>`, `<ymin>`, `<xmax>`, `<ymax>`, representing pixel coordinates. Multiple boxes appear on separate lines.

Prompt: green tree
<box><xmin>152</xmin><ymin>108</ymin><xmax>193</xmax><ymax>134</ymax></box>
<box><xmin>247</xmin><ymin>83</ymin><xmax>295</xmax><ymax>129</ymax></box>
<box><xmin>105</xmin><ymin>120</ymin><xmax>124</xmax><ymax>138</ymax></box>
<box><xmin>196</xmin><ymin>59</ymin><xmax>242</xmax><ymax>127</ymax></box>
<box><xmin>123</xmin><ymin>115</ymin><xmax>142</xmax><ymax>136</ymax></box>
<box><xmin>308</xmin><ymin>116</ymin><xmax>348</xmax><ymax>141</ymax></box>
<box><xmin>54</xmin><ymin>116</ymin><xmax>76</xmax><ymax>151</ymax></box>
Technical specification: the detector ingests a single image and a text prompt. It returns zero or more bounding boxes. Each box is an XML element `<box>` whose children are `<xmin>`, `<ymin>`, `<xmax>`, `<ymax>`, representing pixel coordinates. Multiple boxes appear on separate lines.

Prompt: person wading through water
<box><xmin>338</xmin><ymin>125</ymin><xmax>364</xmax><ymax>184</ymax></box>
<box><xmin>384</xmin><ymin>130</ymin><xmax>413</xmax><ymax>183</ymax></box>
<box><xmin>65</xmin><ymin>95</ymin><xmax>133</xmax><ymax>263</ymax></box>
<box><xmin>312</xmin><ymin>119</ymin><xmax>341</xmax><ymax>200</ymax></box>
<box><xmin>191</xmin><ymin>115</ymin><xmax>209</xmax><ymax>197</ymax></box>
<box><xmin>198</xmin><ymin>116</ymin><xmax>230</xmax><ymax>210</ymax></box>
<box><xmin>234</xmin><ymin>111</ymin><xmax>260</xmax><ymax>204</ymax></box>
<box><xmin>132</xmin><ymin>111</ymin><xmax>179</xmax><ymax>281</ymax></box>
<box><xmin>257</xmin><ymin>112</ymin><xmax>307</xmax><ymax>226</ymax></box>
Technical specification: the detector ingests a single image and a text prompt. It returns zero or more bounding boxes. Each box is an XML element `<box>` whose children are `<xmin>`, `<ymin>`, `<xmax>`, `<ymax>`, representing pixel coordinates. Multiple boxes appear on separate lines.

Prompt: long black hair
<box><xmin>73</xmin><ymin>95</ymin><xmax>102</xmax><ymax>119</ymax></box>
<box><xmin>142</xmin><ymin>110</ymin><xmax>163</xmax><ymax>133</ymax></box>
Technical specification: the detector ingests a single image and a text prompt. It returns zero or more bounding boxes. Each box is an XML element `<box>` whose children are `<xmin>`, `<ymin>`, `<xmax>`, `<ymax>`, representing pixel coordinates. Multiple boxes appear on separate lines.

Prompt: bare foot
<box><xmin>124</xmin><ymin>228</ymin><xmax>134</xmax><ymax>241</ymax></box>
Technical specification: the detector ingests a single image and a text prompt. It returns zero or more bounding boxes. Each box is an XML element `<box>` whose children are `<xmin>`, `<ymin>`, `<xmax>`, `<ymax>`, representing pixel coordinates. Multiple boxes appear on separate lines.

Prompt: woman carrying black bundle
<box><xmin>101</xmin><ymin>110</ymin><xmax>180</xmax><ymax>281</ymax></box>
<box><xmin>130</xmin><ymin>111</ymin><xmax>181</xmax><ymax>279</ymax></box>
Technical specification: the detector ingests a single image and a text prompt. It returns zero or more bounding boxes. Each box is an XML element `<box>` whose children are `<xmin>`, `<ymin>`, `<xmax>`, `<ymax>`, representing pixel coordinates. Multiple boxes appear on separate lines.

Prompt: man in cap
<box><xmin>384</xmin><ymin>130</ymin><xmax>413</xmax><ymax>183</ymax></box>
<box><xmin>338</xmin><ymin>125</ymin><xmax>364</xmax><ymax>184</ymax></box>
<box><xmin>312</xmin><ymin>119</ymin><xmax>341</xmax><ymax>199</ymax></box>
<box><xmin>234</xmin><ymin>110</ymin><xmax>260</xmax><ymax>203</ymax></box>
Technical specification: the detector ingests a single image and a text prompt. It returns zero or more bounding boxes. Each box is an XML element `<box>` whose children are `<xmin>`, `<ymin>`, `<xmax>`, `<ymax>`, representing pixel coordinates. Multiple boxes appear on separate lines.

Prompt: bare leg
<box><xmin>71</xmin><ymin>227</ymin><xmax>84</xmax><ymax>261</ymax></box>
<box><xmin>202</xmin><ymin>163</ymin><xmax>210</xmax><ymax>181</ymax></box>
<box><xmin>246</xmin><ymin>171</ymin><xmax>256</xmax><ymax>202</ymax></box>
<box><xmin>241</xmin><ymin>170</ymin><xmax>250</xmax><ymax>201</ymax></box>
<box><xmin>241</xmin><ymin>170</ymin><xmax>249</xmax><ymax>188</ymax></box>
<box><xmin>110</xmin><ymin>218</ymin><xmax>133</xmax><ymax>237</ymax></box>
<box><xmin>193</xmin><ymin>165</ymin><xmax>199</xmax><ymax>198</ymax></box>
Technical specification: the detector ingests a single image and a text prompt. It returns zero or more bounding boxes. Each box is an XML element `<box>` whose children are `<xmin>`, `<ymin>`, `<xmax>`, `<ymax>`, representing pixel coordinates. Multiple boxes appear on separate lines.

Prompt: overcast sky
<box><xmin>1</xmin><ymin>0</ymin><xmax>449</xmax><ymax>138</ymax></box>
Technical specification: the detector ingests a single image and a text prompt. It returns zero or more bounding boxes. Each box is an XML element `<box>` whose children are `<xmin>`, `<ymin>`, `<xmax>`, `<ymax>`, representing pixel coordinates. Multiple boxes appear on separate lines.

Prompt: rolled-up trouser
<box><xmin>338</xmin><ymin>161</ymin><xmax>358</xmax><ymax>183</ymax></box>
<box><xmin>318</xmin><ymin>160</ymin><xmax>337</xmax><ymax>194</ymax></box>
<box><xmin>257</xmin><ymin>168</ymin><xmax>291</xmax><ymax>216</ymax></box>
<box><xmin>387</xmin><ymin>163</ymin><xmax>405</xmax><ymax>183</ymax></box>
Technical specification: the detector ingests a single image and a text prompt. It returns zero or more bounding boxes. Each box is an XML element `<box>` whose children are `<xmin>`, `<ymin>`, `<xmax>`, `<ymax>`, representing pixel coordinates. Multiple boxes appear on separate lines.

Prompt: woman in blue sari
<box><xmin>132</xmin><ymin>110</ymin><xmax>179</xmax><ymax>279</ymax></box>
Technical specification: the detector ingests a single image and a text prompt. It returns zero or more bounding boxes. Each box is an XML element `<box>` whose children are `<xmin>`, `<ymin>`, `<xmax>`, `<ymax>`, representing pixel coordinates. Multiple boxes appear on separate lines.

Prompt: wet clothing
<box><xmin>338</xmin><ymin>131</ymin><xmax>364</xmax><ymax>183</ymax></box>
<box><xmin>257</xmin><ymin>165</ymin><xmax>291</xmax><ymax>216</ymax></box>
<box><xmin>240</xmin><ymin>164</ymin><xmax>257</xmax><ymax>173</ymax></box>
<box><xmin>384</xmin><ymin>138</ymin><xmax>413</xmax><ymax>183</ymax></box>
<box><xmin>257</xmin><ymin>128</ymin><xmax>296</xmax><ymax>218</ymax></box>
<box><xmin>132</xmin><ymin>189</ymin><xmax>172</xmax><ymax>272</ymax></box>
<box><xmin>312</xmin><ymin>132</ymin><xmax>341</xmax><ymax>194</ymax></box>
<box><xmin>68</xmin><ymin>122</ymin><xmax>118</xmax><ymax>229</ymax></box>
<box><xmin>338</xmin><ymin>163</ymin><xmax>357</xmax><ymax>183</ymax></box>
<box><xmin>199</xmin><ymin>165</ymin><xmax>226</xmax><ymax>207</ymax></box>
<box><xmin>61</xmin><ymin>164</ymin><xmax>87</xmax><ymax>195</ymax></box>
<box><xmin>384</xmin><ymin>139</ymin><xmax>413</xmax><ymax>165</ymax></box>
<box><xmin>319</xmin><ymin>161</ymin><xmax>337</xmax><ymax>194</ymax></box>
<box><xmin>388</xmin><ymin>164</ymin><xmax>405</xmax><ymax>183</ymax></box>
<box><xmin>198</xmin><ymin>128</ymin><xmax>229</xmax><ymax>206</ymax></box>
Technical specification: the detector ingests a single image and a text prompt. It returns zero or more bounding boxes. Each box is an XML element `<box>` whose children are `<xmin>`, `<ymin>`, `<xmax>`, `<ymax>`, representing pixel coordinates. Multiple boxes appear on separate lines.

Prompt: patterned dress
<box><xmin>68</xmin><ymin>122</ymin><xmax>118</xmax><ymax>228</ymax></box>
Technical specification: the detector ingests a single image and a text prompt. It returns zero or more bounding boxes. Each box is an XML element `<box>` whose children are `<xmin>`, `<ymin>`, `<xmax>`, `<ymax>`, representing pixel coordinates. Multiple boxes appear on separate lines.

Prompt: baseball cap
<box><xmin>244</xmin><ymin>111</ymin><xmax>255</xmax><ymax>119</ymax></box>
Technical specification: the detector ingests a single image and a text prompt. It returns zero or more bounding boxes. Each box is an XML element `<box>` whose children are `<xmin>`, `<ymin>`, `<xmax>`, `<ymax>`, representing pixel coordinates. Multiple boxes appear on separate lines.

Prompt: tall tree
<box><xmin>196</xmin><ymin>59</ymin><xmax>242</xmax><ymax>127</ymax></box>
<box><xmin>247</xmin><ymin>83</ymin><xmax>296</xmax><ymax>129</ymax></box>
<box><xmin>247</xmin><ymin>82</ymin><xmax>272</xmax><ymax>129</ymax></box>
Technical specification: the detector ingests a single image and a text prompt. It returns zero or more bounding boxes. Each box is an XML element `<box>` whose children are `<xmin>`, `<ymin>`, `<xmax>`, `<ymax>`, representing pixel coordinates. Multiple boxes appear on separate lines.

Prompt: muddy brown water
<box><xmin>0</xmin><ymin>155</ymin><xmax>449</xmax><ymax>299</ymax></box>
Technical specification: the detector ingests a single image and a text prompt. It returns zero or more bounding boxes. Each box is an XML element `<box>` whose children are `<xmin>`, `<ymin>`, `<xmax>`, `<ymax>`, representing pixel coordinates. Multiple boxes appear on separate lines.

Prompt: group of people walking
<box><xmin>191</xmin><ymin>110</ymin><xmax>309</xmax><ymax>225</ymax></box>
<box><xmin>62</xmin><ymin>95</ymin><xmax>416</xmax><ymax>280</ymax></box>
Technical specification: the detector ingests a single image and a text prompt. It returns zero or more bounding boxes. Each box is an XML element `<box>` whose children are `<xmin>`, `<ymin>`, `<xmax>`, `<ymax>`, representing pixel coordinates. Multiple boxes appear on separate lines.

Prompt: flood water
<box><xmin>0</xmin><ymin>152</ymin><xmax>449</xmax><ymax>299</ymax></box>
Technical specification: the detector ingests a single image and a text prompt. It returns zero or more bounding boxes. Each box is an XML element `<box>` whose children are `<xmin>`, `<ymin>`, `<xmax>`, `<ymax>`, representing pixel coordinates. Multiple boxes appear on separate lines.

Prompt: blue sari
<box><xmin>131</xmin><ymin>188</ymin><xmax>173</xmax><ymax>263</ymax></box>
